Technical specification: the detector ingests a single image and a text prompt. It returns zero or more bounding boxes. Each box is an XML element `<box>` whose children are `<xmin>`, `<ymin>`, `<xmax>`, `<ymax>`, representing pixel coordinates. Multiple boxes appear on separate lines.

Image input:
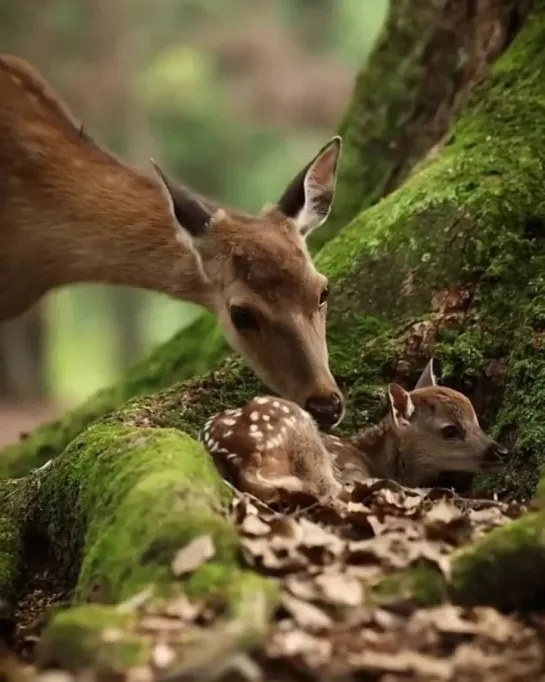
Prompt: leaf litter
<box><xmin>17</xmin><ymin>477</ymin><xmax>545</xmax><ymax>682</ymax></box>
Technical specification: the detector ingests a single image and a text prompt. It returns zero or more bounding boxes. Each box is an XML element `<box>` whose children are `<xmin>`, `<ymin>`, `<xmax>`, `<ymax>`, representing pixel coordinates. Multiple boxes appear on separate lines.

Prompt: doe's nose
<box><xmin>495</xmin><ymin>442</ymin><xmax>510</xmax><ymax>457</ymax></box>
<box><xmin>305</xmin><ymin>393</ymin><xmax>344</xmax><ymax>432</ymax></box>
<box><xmin>483</xmin><ymin>440</ymin><xmax>510</xmax><ymax>465</ymax></box>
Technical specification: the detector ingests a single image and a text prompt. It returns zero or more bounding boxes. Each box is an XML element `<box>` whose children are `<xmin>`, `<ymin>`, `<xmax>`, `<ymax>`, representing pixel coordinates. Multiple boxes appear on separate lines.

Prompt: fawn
<box><xmin>200</xmin><ymin>359</ymin><xmax>509</xmax><ymax>502</ymax></box>
<box><xmin>0</xmin><ymin>55</ymin><xmax>344</xmax><ymax>428</ymax></box>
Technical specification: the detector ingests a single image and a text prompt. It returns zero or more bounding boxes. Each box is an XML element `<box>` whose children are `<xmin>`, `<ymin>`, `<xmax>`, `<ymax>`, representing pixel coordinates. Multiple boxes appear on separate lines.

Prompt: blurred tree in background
<box><xmin>0</xmin><ymin>0</ymin><xmax>387</xmax><ymax>436</ymax></box>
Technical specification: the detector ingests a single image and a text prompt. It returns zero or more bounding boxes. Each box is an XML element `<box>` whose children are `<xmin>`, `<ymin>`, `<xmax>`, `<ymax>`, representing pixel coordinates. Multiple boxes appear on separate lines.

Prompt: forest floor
<box><xmin>0</xmin><ymin>403</ymin><xmax>59</xmax><ymax>448</ymax></box>
<box><xmin>4</xmin><ymin>478</ymin><xmax>545</xmax><ymax>682</ymax></box>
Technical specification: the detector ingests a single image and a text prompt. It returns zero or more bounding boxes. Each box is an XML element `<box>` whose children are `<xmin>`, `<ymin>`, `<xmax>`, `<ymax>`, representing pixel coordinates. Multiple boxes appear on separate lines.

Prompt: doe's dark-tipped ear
<box><xmin>276</xmin><ymin>136</ymin><xmax>342</xmax><ymax>238</ymax></box>
<box><xmin>150</xmin><ymin>159</ymin><xmax>213</xmax><ymax>243</ymax></box>
<box><xmin>388</xmin><ymin>383</ymin><xmax>415</xmax><ymax>427</ymax></box>
<box><xmin>414</xmin><ymin>358</ymin><xmax>438</xmax><ymax>389</ymax></box>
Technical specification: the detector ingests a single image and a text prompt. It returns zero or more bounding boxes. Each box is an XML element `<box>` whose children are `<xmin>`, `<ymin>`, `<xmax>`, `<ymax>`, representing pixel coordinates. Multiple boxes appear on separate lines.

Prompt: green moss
<box><xmin>31</xmin><ymin>424</ymin><xmax>242</xmax><ymax>602</ymax></box>
<box><xmin>8</xmin><ymin>422</ymin><xmax>277</xmax><ymax>671</ymax></box>
<box><xmin>449</xmin><ymin>510</ymin><xmax>545</xmax><ymax>609</ymax></box>
<box><xmin>0</xmin><ymin>480</ymin><xmax>27</xmax><ymax>605</ymax></box>
<box><xmin>37</xmin><ymin>605</ymin><xmax>149</xmax><ymax>672</ymax></box>
<box><xmin>310</xmin><ymin>0</ymin><xmax>499</xmax><ymax>251</ymax></box>
<box><xmin>371</xmin><ymin>565</ymin><xmax>447</xmax><ymax>608</ymax></box>
<box><xmin>372</xmin><ymin>507</ymin><xmax>545</xmax><ymax>612</ymax></box>
<box><xmin>0</xmin><ymin>312</ymin><xmax>228</xmax><ymax>479</ymax></box>
<box><xmin>185</xmin><ymin>562</ymin><xmax>279</xmax><ymax>617</ymax></box>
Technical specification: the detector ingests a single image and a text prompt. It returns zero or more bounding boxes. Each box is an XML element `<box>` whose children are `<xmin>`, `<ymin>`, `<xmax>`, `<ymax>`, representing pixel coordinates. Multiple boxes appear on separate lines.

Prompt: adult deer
<box><xmin>0</xmin><ymin>55</ymin><xmax>344</xmax><ymax>429</ymax></box>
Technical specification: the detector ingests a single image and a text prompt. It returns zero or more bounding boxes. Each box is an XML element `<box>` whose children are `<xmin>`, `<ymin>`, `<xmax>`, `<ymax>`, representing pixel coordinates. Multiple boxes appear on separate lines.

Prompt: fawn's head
<box><xmin>151</xmin><ymin>138</ymin><xmax>344</xmax><ymax>430</ymax></box>
<box><xmin>387</xmin><ymin>359</ymin><xmax>509</xmax><ymax>487</ymax></box>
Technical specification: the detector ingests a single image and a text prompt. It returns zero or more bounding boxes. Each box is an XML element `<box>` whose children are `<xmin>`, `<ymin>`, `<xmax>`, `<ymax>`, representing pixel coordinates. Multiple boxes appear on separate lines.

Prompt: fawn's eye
<box><xmin>319</xmin><ymin>286</ymin><xmax>329</xmax><ymax>307</ymax></box>
<box><xmin>442</xmin><ymin>424</ymin><xmax>461</xmax><ymax>440</ymax></box>
<box><xmin>230</xmin><ymin>305</ymin><xmax>259</xmax><ymax>331</ymax></box>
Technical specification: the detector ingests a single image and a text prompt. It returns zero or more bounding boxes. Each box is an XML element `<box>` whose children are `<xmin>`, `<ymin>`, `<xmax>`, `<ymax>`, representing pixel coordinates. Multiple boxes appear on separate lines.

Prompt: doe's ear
<box><xmin>414</xmin><ymin>358</ymin><xmax>438</xmax><ymax>389</ymax></box>
<box><xmin>276</xmin><ymin>136</ymin><xmax>342</xmax><ymax>238</ymax></box>
<box><xmin>388</xmin><ymin>383</ymin><xmax>415</xmax><ymax>427</ymax></box>
<box><xmin>150</xmin><ymin>158</ymin><xmax>213</xmax><ymax>246</ymax></box>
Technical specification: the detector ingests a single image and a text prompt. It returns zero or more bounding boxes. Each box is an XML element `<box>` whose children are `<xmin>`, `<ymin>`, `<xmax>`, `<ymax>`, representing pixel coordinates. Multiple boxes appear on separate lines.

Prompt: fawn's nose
<box><xmin>305</xmin><ymin>393</ymin><xmax>344</xmax><ymax>431</ymax></box>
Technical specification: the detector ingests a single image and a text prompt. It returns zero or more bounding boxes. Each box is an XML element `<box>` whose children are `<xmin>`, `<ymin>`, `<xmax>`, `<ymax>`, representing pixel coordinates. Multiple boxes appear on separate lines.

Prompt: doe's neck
<box><xmin>39</xmin><ymin>150</ymin><xmax>216</xmax><ymax>309</ymax></box>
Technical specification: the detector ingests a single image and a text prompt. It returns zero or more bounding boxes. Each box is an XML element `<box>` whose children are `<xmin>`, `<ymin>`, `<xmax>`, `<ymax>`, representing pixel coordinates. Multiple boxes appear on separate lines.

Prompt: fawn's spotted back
<box><xmin>200</xmin><ymin>396</ymin><xmax>340</xmax><ymax>503</ymax></box>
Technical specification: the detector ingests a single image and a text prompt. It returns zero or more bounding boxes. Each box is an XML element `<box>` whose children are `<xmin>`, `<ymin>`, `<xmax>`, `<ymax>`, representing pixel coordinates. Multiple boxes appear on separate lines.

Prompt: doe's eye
<box><xmin>319</xmin><ymin>286</ymin><xmax>329</xmax><ymax>307</ymax></box>
<box><xmin>442</xmin><ymin>424</ymin><xmax>461</xmax><ymax>440</ymax></box>
<box><xmin>230</xmin><ymin>305</ymin><xmax>259</xmax><ymax>331</ymax></box>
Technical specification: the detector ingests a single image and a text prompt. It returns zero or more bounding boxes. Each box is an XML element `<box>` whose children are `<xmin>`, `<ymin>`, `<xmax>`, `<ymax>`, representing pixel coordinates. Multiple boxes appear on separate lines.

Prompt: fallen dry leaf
<box><xmin>12</xmin><ymin>467</ymin><xmax>541</xmax><ymax>682</ymax></box>
<box><xmin>280</xmin><ymin>594</ymin><xmax>333</xmax><ymax>632</ymax></box>
<box><xmin>152</xmin><ymin>643</ymin><xmax>176</xmax><ymax>669</ymax></box>
<box><xmin>240</xmin><ymin>514</ymin><xmax>272</xmax><ymax>537</ymax></box>
<box><xmin>314</xmin><ymin>572</ymin><xmax>363</xmax><ymax>607</ymax></box>
<box><xmin>171</xmin><ymin>535</ymin><xmax>215</xmax><ymax>577</ymax></box>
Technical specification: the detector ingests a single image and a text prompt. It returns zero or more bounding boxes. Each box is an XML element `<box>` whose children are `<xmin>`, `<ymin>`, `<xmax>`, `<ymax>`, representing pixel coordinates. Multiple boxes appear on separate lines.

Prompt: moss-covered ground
<box><xmin>0</xmin><ymin>419</ymin><xmax>276</xmax><ymax>670</ymax></box>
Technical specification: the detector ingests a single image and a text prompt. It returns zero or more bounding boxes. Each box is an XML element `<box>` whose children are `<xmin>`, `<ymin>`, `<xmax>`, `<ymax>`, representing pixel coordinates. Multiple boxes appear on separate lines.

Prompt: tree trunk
<box><xmin>1</xmin><ymin>2</ymin><xmax>545</xmax><ymax>673</ymax></box>
<box><xmin>312</xmin><ymin>0</ymin><xmax>531</xmax><ymax>250</ymax></box>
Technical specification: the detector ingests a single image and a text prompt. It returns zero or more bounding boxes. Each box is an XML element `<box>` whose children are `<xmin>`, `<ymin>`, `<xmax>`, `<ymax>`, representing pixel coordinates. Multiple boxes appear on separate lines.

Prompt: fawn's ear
<box><xmin>414</xmin><ymin>358</ymin><xmax>438</xmax><ymax>389</ymax></box>
<box><xmin>276</xmin><ymin>136</ymin><xmax>342</xmax><ymax>238</ymax></box>
<box><xmin>150</xmin><ymin>159</ymin><xmax>218</xmax><ymax>280</ymax></box>
<box><xmin>388</xmin><ymin>383</ymin><xmax>415</xmax><ymax>427</ymax></box>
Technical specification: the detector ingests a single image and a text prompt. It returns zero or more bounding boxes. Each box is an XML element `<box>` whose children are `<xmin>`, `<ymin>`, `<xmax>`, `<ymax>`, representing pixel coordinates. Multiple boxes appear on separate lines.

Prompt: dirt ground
<box><xmin>0</xmin><ymin>403</ymin><xmax>59</xmax><ymax>448</ymax></box>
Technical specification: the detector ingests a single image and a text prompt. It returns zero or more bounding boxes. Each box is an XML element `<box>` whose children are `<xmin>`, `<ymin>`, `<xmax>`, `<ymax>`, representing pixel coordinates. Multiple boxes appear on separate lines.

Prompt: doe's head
<box><xmin>387</xmin><ymin>359</ymin><xmax>509</xmax><ymax>487</ymax></box>
<box><xmin>152</xmin><ymin>138</ymin><xmax>344</xmax><ymax>430</ymax></box>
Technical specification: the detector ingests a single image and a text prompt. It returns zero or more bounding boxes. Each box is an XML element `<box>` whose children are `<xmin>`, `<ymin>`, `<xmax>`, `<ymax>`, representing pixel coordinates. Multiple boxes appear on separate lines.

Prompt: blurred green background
<box><xmin>0</xmin><ymin>0</ymin><xmax>387</xmax><ymax>440</ymax></box>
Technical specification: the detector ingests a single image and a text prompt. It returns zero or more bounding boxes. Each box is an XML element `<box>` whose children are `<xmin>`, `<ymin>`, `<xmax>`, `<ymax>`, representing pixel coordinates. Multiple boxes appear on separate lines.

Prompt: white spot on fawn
<box><xmin>273</xmin><ymin>401</ymin><xmax>280</xmax><ymax>408</ymax></box>
<box><xmin>281</xmin><ymin>405</ymin><xmax>290</xmax><ymax>414</ymax></box>
<box><xmin>250</xmin><ymin>411</ymin><xmax>259</xmax><ymax>422</ymax></box>
<box><xmin>250</xmin><ymin>424</ymin><xmax>259</xmax><ymax>432</ymax></box>
<box><xmin>223</xmin><ymin>418</ymin><xmax>236</xmax><ymax>427</ymax></box>
<box><xmin>262</xmin><ymin>414</ymin><xmax>271</xmax><ymax>422</ymax></box>
<box><xmin>255</xmin><ymin>397</ymin><xmax>269</xmax><ymax>405</ymax></box>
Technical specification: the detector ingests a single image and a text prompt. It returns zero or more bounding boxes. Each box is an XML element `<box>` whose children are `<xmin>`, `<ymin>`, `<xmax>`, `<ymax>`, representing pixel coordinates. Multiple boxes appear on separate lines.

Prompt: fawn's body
<box><xmin>202</xmin><ymin>396</ymin><xmax>342</xmax><ymax>503</ymax></box>
<box><xmin>0</xmin><ymin>54</ymin><xmax>344</xmax><ymax>427</ymax></box>
<box><xmin>201</xmin><ymin>360</ymin><xmax>509</xmax><ymax>502</ymax></box>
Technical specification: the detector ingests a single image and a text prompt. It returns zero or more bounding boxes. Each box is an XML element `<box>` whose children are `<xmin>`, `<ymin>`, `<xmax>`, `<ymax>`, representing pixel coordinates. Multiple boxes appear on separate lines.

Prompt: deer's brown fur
<box><xmin>0</xmin><ymin>54</ymin><xmax>344</xmax><ymax>427</ymax></box>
